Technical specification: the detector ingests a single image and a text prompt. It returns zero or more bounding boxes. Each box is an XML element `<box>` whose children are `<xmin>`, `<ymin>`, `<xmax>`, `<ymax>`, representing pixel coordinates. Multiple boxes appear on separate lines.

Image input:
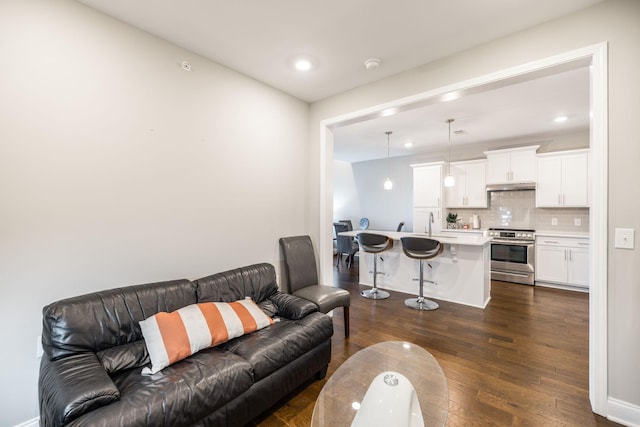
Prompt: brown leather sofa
<box><xmin>39</xmin><ymin>263</ymin><xmax>333</xmax><ymax>426</ymax></box>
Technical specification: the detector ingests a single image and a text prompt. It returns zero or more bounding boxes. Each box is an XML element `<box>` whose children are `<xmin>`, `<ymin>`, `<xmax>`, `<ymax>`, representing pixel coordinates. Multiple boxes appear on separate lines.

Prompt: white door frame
<box><xmin>318</xmin><ymin>42</ymin><xmax>608</xmax><ymax>415</ymax></box>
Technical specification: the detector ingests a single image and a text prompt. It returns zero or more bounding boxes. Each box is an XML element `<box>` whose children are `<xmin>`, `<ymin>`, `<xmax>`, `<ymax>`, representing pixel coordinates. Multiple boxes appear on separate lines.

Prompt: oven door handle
<box><xmin>491</xmin><ymin>240</ymin><xmax>534</xmax><ymax>245</ymax></box>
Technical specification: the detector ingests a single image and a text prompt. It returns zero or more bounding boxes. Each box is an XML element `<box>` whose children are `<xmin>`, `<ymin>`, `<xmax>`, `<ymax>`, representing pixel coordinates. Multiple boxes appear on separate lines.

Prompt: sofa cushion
<box><xmin>219</xmin><ymin>311</ymin><xmax>333</xmax><ymax>381</ymax></box>
<box><xmin>42</xmin><ymin>279</ymin><xmax>197</xmax><ymax>360</ymax></box>
<box><xmin>70</xmin><ymin>349</ymin><xmax>254</xmax><ymax>426</ymax></box>
<box><xmin>140</xmin><ymin>299</ymin><xmax>274</xmax><ymax>374</ymax></box>
<box><xmin>195</xmin><ymin>263</ymin><xmax>278</xmax><ymax>304</ymax></box>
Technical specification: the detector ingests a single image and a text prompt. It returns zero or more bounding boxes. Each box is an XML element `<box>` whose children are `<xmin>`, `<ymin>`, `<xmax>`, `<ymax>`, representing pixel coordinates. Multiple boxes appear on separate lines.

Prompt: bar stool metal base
<box><xmin>404</xmin><ymin>297</ymin><xmax>439</xmax><ymax>310</ymax></box>
<box><xmin>361</xmin><ymin>288</ymin><xmax>390</xmax><ymax>300</ymax></box>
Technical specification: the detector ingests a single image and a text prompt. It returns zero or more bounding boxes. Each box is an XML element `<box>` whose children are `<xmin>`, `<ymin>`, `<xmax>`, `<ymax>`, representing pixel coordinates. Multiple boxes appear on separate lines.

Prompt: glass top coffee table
<box><xmin>312</xmin><ymin>341</ymin><xmax>449</xmax><ymax>426</ymax></box>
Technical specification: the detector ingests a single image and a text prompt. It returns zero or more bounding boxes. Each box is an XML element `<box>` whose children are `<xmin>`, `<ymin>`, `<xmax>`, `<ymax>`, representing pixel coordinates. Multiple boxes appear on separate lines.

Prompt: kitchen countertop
<box><xmin>535</xmin><ymin>230</ymin><xmax>590</xmax><ymax>238</ymax></box>
<box><xmin>339</xmin><ymin>229</ymin><xmax>492</xmax><ymax>246</ymax></box>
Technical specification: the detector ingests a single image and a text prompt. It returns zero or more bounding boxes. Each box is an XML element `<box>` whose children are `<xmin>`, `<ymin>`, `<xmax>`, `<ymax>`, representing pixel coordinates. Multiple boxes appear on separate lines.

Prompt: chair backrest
<box><xmin>279</xmin><ymin>235</ymin><xmax>319</xmax><ymax>293</ymax></box>
<box><xmin>334</xmin><ymin>223</ymin><xmax>354</xmax><ymax>254</ymax></box>
<box><xmin>396</xmin><ymin>221</ymin><xmax>405</xmax><ymax>232</ymax></box>
<box><xmin>338</xmin><ymin>219</ymin><xmax>353</xmax><ymax>231</ymax></box>
<box><xmin>358</xmin><ymin>233</ymin><xmax>393</xmax><ymax>253</ymax></box>
<box><xmin>400</xmin><ymin>237</ymin><xmax>443</xmax><ymax>260</ymax></box>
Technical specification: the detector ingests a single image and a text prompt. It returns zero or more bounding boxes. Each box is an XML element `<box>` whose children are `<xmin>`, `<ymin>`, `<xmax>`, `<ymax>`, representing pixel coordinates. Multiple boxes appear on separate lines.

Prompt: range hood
<box><xmin>486</xmin><ymin>182</ymin><xmax>536</xmax><ymax>192</ymax></box>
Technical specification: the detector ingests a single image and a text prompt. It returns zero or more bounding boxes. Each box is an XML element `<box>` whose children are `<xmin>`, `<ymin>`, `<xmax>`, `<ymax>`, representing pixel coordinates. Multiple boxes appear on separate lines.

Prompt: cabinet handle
<box><xmin>558</xmin><ymin>194</ymin><xmax>561</xmax><ymax>205</ymax></box>
<box><xmin>544</xmin><ymin>240</ymin><xmax>559</xmax><ymax>244</ymax></box>
<box><xmin>569</xmin><ymin>249</ymin><xmax>572</xmax><ymax>262</ymax></box>
<box><xmin>578</xmin><ymin>242</ymin><xmax>589</xmax><ymax>246</ymax></box>
<box><xmin>563</xmin><ymin>194</ymin><xmax>566</xmax><ymax>205</ymax></box>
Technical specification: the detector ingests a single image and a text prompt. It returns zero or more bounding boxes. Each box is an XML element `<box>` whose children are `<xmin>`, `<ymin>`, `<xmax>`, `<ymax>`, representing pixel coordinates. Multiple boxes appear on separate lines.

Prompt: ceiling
<box><xmin>76</xmin><ymin>0</ymin><xmax>598</xmax><ymax>163</ymax></box>
<box><xmin>333</xmin><ymin>66</ymin><xmax>591</xmax><ymax>163</ymax></box>
<box><xmin>76</xmin><ymin>0</ymin><xmax>603</xmax><ymax>103</ymax></box>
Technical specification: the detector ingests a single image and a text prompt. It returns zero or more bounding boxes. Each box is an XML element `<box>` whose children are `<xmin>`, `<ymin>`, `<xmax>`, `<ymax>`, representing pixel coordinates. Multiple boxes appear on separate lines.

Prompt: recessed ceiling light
<box><xmin>294</xmin><ymin>59</ymin><xmax>313</xmax><ymax>71</ymax></box>
<box><xmin>404</xmin><ymin>142</ymin><xmax>413</xmax><ymax>148</ymax></box>
<box><xmin>554</xmin><ymin>116</ymin><xmax>568</xmax><ymax>123</ymax></box>
<box><xmin>380</xmin><ymin>108</ymin><xmax>397</xmax><ymax>117</ymax></box>
<box><xmin>442</xmin><ymin>91</ymin><xmax>460</xmax><ymax>102</ymax></box>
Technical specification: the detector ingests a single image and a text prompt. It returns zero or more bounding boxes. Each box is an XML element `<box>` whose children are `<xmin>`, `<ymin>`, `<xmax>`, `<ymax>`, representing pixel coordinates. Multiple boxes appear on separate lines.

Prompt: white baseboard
<box><xmin>608</xmin><ymin>397</ymin><xmax>640</xmax><ymax>427</ymax></box>
<box><xmin>535</xmin><ymin>281</ymin><xmax>589</xmax><ymax>293</ymax></box>
<box><xmin>14</xmin><ymin>417</ymin><xmax>38</xmax><ymax>427</ymax></box>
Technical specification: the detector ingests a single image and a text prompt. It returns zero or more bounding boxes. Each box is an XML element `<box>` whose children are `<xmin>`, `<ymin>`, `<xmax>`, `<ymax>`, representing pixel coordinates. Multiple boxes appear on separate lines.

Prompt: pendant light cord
<box><xmin>386</xmin><ymin>131</ymin><xmax>392</xmax><ymax>177</ymax></box>
<box><xmin>447</xmin><ymin>119</ymin><xmax>454</xmax><ymax>174</ymax></box>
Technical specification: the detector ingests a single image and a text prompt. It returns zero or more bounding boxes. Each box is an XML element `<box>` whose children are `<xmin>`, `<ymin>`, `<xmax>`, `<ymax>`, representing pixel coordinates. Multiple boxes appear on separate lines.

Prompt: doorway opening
<box><xmin>318</xmin><ymin>43</ymin><xmax>608</xmax><ymax>415</ymax></box>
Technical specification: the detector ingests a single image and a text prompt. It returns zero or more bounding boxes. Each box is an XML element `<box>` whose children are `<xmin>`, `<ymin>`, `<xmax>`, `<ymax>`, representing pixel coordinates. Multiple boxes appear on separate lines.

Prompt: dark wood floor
<box><xmin>254</xmin><ymin>259</ymin><xmax>619</xmax><ymax>427</ymax></box>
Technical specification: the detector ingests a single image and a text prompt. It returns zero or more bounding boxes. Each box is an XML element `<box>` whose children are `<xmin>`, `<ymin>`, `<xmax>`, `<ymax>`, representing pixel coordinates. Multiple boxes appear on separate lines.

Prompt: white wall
<box><xmin>333</xmin><ymin>160</ymin><xmax>360</xmax><ymax>225</ymax></box>
<box><xmin>0</xmin><ymin>1</ymin><xmax>309</xmax><ymax>425</ymax></box>
<box><xmin>309</xmin><ymin>0</ymin><xmax>640</xmax><ymax>420</ymax></box>
<box><xmin>350</xmin><ymin>157</ymin><xmax>414</xmax><ymax>231</ymax></box>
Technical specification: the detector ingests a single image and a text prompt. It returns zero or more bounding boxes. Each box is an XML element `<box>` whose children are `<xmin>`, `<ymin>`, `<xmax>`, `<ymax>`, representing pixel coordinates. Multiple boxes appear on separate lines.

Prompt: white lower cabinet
<box><xmin>535</xmin><ymin>236</ymin><xmax>590</xmax><ymax>290</ymax></box>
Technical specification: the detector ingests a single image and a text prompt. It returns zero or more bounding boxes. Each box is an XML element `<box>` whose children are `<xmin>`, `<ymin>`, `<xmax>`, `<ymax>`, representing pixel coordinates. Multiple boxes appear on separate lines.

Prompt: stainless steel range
<box><xmin>485</xmin><ymin>228</ymin><xmax>536</xmax><ymax>285</ymax></box>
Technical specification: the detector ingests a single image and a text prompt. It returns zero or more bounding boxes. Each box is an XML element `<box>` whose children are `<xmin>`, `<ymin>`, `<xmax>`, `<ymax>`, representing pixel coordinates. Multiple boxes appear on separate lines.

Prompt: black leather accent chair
<box><xmin>400</xmin><ymin>237</ymin><xmax>443</xmax><ymax>310</ymax></box>
<box><xmin>280</xmin><ymin>235</ymin><xmax>351</xmax><ymax>337</ymax></box>
<box><xmin>357</xmin><ymin>233</ymin><xmax>393</xmax><ymax>300</ymax></box>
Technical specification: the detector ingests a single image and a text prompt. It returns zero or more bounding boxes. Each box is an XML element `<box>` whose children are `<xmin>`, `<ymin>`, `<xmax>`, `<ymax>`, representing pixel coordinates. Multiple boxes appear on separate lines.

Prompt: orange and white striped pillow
<box><xmin>139</xmin><ymin>298</ymin><xmax>274</xmax><ymax>374</ymax></box>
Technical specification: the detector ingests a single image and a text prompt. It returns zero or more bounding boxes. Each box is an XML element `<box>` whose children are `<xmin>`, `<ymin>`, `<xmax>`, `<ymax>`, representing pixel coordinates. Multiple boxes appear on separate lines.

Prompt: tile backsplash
<box><xmin>446</xmin><ymin>190</ymin><xmax>589</xmax><ymax>232</ymax></box>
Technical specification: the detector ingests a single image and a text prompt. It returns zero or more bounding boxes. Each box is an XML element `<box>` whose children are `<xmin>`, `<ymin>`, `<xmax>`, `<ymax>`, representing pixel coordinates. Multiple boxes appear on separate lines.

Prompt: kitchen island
<box><xmin>339</xmin><ymin>230</ymin><xmax>492</xmax><ymax>308</ymax></box>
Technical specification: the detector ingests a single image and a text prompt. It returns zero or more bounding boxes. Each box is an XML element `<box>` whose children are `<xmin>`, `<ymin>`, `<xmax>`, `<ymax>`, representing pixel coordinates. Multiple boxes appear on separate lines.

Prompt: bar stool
<box><xmin>400</xmin><ymin>237</ymin><xmax>443</xmax><ymax>310</ymax></box>
<box><xmin>357</xmin><ymin>233</ymin><xmax>393</xmax><ymax>299</ymax></box>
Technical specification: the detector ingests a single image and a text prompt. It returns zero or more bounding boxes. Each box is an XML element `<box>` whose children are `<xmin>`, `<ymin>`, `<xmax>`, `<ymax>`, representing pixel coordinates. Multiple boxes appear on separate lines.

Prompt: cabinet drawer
<box><xmin>536</xmin><ymin>236</ymin><xmax>589</xmax><ymax>248</ymax></box>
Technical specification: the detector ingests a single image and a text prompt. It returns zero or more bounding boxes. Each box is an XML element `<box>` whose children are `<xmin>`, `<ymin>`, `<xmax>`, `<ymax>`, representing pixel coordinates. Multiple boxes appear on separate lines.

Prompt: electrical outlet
<box><xmin>36</xmin><ymin>335</ymin><xmax>43</xmax><ymax>359</ymax></box>
<box><xmin>551</xmin><ymin>217</ymin><xmax>558</xmax><ymax>226</ymax></box>
<box><xmin>574</xmin><ymin>218</ymin><xmax>582</xmax><ymax>226</ymax></box>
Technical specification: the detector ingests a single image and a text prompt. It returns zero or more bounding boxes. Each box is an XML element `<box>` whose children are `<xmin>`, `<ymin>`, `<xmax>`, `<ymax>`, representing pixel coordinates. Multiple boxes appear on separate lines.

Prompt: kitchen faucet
<box><xmin>428</xmin><ymin>212</ymin><xmax>434</xmax><ymax>237</ymax></box>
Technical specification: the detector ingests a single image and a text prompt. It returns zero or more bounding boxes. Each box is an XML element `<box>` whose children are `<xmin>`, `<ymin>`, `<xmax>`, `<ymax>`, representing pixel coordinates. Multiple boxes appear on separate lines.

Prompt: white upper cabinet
<box><xmin>445</xmin><ymin>159</ymin><xmax>487</xmax><ymax>208</ymax></box>
<box><xmin>536</xmin><ymin>149</ymin><xmax>589</xmax><ymax>207</ymax></box>
<box><xmin>484</xmin><ymin>145</ymin><xmax>539</xmax><ymax>184</ymax></box>
<box><xmin>412</xmin><ymin>162</ymin><xmax>443</xmax><ymax>207</ymax></box>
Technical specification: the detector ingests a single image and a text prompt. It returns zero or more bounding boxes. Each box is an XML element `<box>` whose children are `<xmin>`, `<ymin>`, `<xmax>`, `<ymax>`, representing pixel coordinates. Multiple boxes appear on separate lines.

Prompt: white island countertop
<box><xmin>339</xmin><ymin>229</ymin><xmax>492</xmax><ymax>246</ymax></box>
<box><xmin>339</xmin><ymin>228</ymin><xmax>492</xmax><ymax>308</ymax></box>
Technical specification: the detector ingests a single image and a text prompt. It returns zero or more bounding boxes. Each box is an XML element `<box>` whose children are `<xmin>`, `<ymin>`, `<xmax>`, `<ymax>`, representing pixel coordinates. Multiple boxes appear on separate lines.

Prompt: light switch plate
<box><xmin>614</xmin><ymin>228</ymin><xmax>635</xmax><ymax>250</ymax></box>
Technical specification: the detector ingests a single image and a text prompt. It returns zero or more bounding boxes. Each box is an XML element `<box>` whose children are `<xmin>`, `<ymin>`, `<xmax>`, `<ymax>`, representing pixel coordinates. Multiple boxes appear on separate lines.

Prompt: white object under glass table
<box><xmin>312</xmin><ymin>341</ymin><xmax>449</xmax><ymax>427</ymax></box>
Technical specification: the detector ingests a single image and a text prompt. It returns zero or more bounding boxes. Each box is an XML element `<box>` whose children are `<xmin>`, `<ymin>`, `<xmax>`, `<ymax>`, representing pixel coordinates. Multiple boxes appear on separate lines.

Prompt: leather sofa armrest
<box><xmin>39</xmin><ymin>352</ymin><xmax>120</xmax><ymax>426</ymax></box>
<box><xmin>268</xmin><ymin>292</ymin><xmax>318</xmax><ymax>320</ymax></box>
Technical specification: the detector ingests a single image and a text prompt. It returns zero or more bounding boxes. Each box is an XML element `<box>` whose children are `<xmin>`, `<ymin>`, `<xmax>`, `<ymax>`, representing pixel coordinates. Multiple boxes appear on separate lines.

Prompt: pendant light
<box><xmin>444</xmin><ymin>119</ymin><xmax>456</xmax><ymax>187</ymax></box>
<box><xmin>383</xmin><ymin>131</ymin><xmax>393</xmax><ymax>190</ymax></box>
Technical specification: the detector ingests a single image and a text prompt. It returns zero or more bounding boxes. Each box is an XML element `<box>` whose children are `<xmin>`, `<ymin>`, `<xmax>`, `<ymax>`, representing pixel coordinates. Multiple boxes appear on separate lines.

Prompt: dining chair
<box><xmin>334</xmin><ymin>222</ymin><xmax>359</xmax><ymax>268</ymax></box>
